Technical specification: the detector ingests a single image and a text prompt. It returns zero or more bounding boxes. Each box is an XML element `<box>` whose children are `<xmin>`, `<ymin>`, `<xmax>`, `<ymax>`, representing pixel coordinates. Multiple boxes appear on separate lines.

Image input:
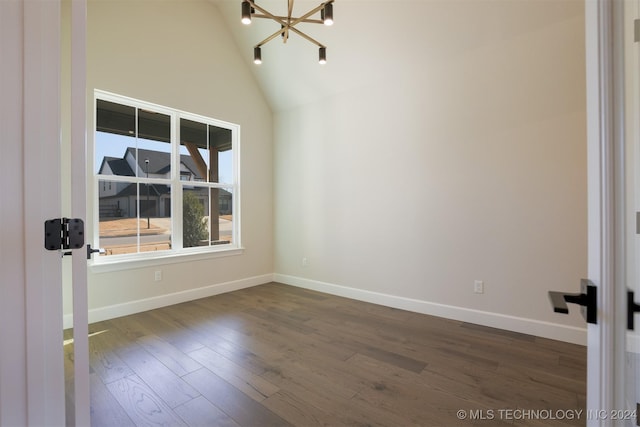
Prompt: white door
<box><xmin>0</xmin><ymin>0</ymin><xmax>65</xmax><ymax>425</ymax></box>
<box><xmin>585</xmin><ymin>0</ymin><xmax>640</xmax><ymax>426</ymax></box>
<box><xmin>65</xmin><ymin>0</ymin><xmax>91</xmax><ymax>425</ymax></box>
<box><xmin>623</xmin><ymin>0</ymin><xmax>640</xmax><ymax>423</ymax></box>
<box><xmin>0</xmin><ymin>0</ymin><xmax>90</xmax><ymax>425</ymax></box>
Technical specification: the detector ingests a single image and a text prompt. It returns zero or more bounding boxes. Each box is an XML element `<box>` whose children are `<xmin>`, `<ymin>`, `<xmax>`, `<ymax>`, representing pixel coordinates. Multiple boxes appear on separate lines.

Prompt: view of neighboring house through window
<box><xmin>94</xmin><ymin>91</ymin><xmax>238</xmax><ymax>258</ymax></box>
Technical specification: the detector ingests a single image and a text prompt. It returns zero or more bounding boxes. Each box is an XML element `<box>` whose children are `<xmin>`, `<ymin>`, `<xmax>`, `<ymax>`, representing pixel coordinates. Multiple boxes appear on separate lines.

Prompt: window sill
<box><xmin>89</xmin><ymin>246</ymin><xmax>244</xmax><ymax>274</ymax></box>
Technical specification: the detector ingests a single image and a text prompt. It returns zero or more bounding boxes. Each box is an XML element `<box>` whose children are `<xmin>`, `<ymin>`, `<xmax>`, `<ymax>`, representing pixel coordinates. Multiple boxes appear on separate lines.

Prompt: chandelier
<box><xmin>241</xmin><ymin>0</ymin><xmax>334</xmax><ymax>64</ymax></box>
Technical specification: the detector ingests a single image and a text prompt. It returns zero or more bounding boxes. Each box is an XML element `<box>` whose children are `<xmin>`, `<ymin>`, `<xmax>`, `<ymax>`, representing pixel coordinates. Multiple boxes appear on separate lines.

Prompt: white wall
<box><xmin>274</xmin><ymin>1</ymin><xmax>588</xmax><ymax>342</ymax></box>
<box><xmin>64</xmin><ymin>0</ymin><xmax>273</xmax><ymax>321</ymax></box>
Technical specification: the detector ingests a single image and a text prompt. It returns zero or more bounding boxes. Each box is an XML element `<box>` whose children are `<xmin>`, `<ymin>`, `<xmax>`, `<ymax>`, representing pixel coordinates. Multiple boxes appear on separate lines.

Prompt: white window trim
<box><xmin>91</xmin><ymin>90</ymin><xmax>242</xmax><ymax>268</ymax></box>
<box><xmin>89</xmin><ymin>247</ymin><xmax>244</xmax><ymax>273</ymax></box>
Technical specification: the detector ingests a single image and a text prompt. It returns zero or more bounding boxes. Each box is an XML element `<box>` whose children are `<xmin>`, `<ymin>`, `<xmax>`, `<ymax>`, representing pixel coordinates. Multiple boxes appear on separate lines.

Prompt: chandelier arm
<box><xmin>288</xmin><ymin>26</ymin><xmax>325</xmax><ymax>48</ymax></box>
<box><xmin>255</xmin><ymin>27</ymin><xmax>289</xmax><ymax>47</ymax></box>
<box><xmin>288</xmin><ymin>4</ymin><xmax>325</xmax><ymax>27</ymax></box>
<box><xmin>248</xmin><ymin>0</ymin><xmax>333</xmax><ymax>28</ymax></box>
<box><xmin>249</xmin><ymin>2</ymin><xmax>288</xmax><ymax>27</ymax></box>
<box><xmin>252</xmin><ymin>15</ymin><xmax>323</xmax><ymax>24</ymax></box>
<box><xmin>288</xmin><ymin>0</ymin><xmax>294</xmax><ymax>22</ymax></box>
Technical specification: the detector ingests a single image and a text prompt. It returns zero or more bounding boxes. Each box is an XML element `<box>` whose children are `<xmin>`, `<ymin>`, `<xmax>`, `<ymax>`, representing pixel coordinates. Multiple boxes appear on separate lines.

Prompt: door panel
<box><xmin>0</xmin><ymin>0</ymin><xmax>66</xmax><ymax>424</ymax></box>
<box><xmin>584</xmin><ymin>1</ymin><xmax>640</xmax><ymax>425</ymax></box>
<box><xmin>625</xmin><ymin>0</ymin><xmax>640</xmax><ymax>423</ymax></box>
<box><xmin>64</xmin><ymin>0</ymin><xmax>91</xmax><ymax>424</ymax></box>
<box><xmin>585</xmin><ymin>0</ymin><xmax>617</xmax><ymax>422</ymax></box>
<box><xmin>0</xmin><ymin>1</ymin><xmax>29</xmax><ymax>424</ymax></box>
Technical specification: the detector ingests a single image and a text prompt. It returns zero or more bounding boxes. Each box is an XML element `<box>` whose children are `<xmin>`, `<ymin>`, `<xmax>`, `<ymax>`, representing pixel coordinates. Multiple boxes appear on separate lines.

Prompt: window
<box><xmin>94</xmin><ymin>91</ymin><xmax>239</xmax><ymax>260</ymax></box>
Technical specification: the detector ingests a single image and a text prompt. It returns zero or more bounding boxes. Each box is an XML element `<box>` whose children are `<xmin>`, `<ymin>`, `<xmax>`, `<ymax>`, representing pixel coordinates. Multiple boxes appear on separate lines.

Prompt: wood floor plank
<box><xmin>187</xmin><ymin>345</ymin><xmax>279</xmax><ymax>402</ymax></box>
<box><xmin>89</xmin><ymin>373</ymin><xmax>135</xmax><ymax>427</ymax></box>
<box><xmin>258</xmin><ymin>337</ymin><xmax>367</xmax><ymax>401</ymax></box>
<box><xmin>117</xmin><ymin>346</ymin><xmax>200</xmax><ymax>409</ymax></box>
<box><xmin>144</xmin><ymin>310</ymin><xmax>207</xmax><ymax>354</ymax></box>
<box><xmin>194</xmin><ymin>325</ymin><xmax>284</xmax><ymax>372</ymax></box>
<box><xmin>304</xmin><ymin>313</ymin><xmax>443</xmax><ymax>364</ymax></box>
<box><xmin>355</xmin><ymin>343</ymin><xmax>427</xmax><ymax>373</ymax></box>
<box><xmin>88</xmin><ymin>328</ymin><xmax>135</xmax><ymax>384</ymax></box>
<box><xmin>173</xmin><ymin>396</ymin><xmax>241</xmax><ymax>427</ymax></box>
<box><xmin>495</xmin><ymin>363</ymin><xmax>586</xmax><ymax>397</ymax></box>
<box><xmin>183</xmin><ymin>368</ymin><xmax>293</xmax><ymax>427</ymax></box>
<box><xmin>346</xmin><ymin>352</ymin><xmax>506</xmax><ymax>411</ymax></box>
<box><xmin>161</xmin><ymin>304</ymin><xmax>278</xmax><ymax>376</ymax></box>
<box><xmin>225</xmin><ymin>309</ymin><xmax>357</xmax><ymax>363</ymax></box>
<box><xmin>304</xmin><ymin>316</ymin><xmax>430</xmax><ymax>372</ymax></box>
<box><xmin>136</xmin><ymin>333</ymin><xmax>203</xmax><ymax>377</ymax></box>
<box><xmin>460</xmin><ymin>321</ymin><xmax>537</xmax><ymax>342</ymax></box>
<box><xmin>263</xmin><ymin>367</ymin><xmax>415</xmax><ymax>427</ymax></box>
<box><xmin>109</xmin><ymin>315</ymin><xmax>155</xmax><ymax>341</ymax></box>
<box><xmin>105</xmin><ymin>374</ymin><xmax>187</xmax><ymax>426</ymax></box>
<box><xmin>242</xmin><ymin>307</ymin><xmax>317</xmax><ymax>335</ymax></box>
<box><xmin>261</xmin><ymin>390</ymin><xmax>333</xmax><ymax>427</ymax></box>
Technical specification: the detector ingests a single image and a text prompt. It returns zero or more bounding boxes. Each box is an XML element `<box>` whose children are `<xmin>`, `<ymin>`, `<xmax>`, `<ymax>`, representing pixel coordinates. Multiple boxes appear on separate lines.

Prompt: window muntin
<box><xmin>94</xmin><ymin>91</ymin><xmax>239</xmax><ymax>260</ymax></box>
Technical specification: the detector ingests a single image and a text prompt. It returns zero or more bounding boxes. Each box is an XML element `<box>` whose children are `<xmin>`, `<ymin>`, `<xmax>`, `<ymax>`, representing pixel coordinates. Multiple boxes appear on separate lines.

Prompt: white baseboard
<box><xmin>63</xmin><ymin>273</ymin><xmax>273</xmax><ymax>329</ymax></box>
<box><xmin>64</xmin><ymin>272</ymin><xmax>587</xmax><ymax>346</ymax></box>
<box><xmin>273</xmin><ymin>274</ymin><xmax>587</xmax><ymax>346</ymax></box>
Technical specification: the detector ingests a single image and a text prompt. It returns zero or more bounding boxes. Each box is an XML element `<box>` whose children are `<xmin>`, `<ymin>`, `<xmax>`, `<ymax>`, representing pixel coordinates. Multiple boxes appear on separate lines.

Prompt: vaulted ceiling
<box><xmin>212</xmin><ymin>0</ymin><xmax>582</xmax><ymax>112</ymax></box>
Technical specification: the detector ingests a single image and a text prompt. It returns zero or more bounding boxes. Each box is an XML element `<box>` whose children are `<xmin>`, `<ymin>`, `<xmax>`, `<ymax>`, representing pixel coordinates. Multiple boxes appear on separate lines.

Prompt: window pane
<box><xmin>97</xmin><ymin>99</ymin><xmax>135</xmax><ymax>136</ymax></box>
<box><xmin>96</xmin><ymin>101</ymin><xmax>171</xmax><ymax>178</ymax></box>
<box><xmin>180</xmin><ymin>118</ymin><xmax>209</xmax><ymax>183</ymax></box>
<box><xmin>210</xmin><ymin>125</ymin><xmax>233</xmax><ymax>185</ymax></box>
<box><xmin>140</xmin><ymin>187</ymin><xmax>172</xmax><ymax>254</ymax></box>
<box><xmin>182</xmin><ymin>186</ymin><xmax>233</xmax><ymax>248</ymax></box>
<box><xmin>182</xmin><ymin>187</ymin><xmax>210</xmax><ymax>248</ymax></box>
<box><xmin>98</xmin><ymin>180</ymin><xmax>171</xmax><ymax>255</ymax></box>
<box><xmin>138</xmin><ymin>109</ymin><xmax>171</xmax><ymax>178</ymax></box>
<box><xmin>217</xmin><ymin>149</ymin><xmax>233</xmax><ymax>185</ymax></box>
<box><xmin>98</xmin><ymin>180</ymin><xmax>139</xmax><ymax>255</ymax></box>
<box><xmin>95</xmin><ymin>131</ymin><xmax>137</xmax><ymax>176</ymax></box>
<box><xmin>138</xmin><ymin>109</ymin><xmax>170</xmax><ymax>143</ymax></box>
<box><xmin>215</xmin><ymin>187</ymin><xmax>233</xmax><ymax>245</ymax></box>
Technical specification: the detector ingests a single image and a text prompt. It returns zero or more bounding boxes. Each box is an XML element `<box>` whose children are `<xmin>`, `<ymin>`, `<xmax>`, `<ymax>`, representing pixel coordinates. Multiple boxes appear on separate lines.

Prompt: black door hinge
<box><xmin>44</xmin><ymin>218</ymin><xmax>84</xmax><ymax>254</ymax></box>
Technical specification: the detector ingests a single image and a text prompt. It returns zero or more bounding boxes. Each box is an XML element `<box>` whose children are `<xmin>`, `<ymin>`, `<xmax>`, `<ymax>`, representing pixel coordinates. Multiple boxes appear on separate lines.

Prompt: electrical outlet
<box><xmin>474</xmin><ymin>280</ymin><xmax>484</xmax><ymax>294</ymax></box>
<box><xmin>154</xmin><ymin>270</ymin><xmax>162</xmax><ymax>281</ymax></box>
<box><xmin>302</xmin><ymin>257</ymin><xmax>309</xmax><ymax>266</ymax></box>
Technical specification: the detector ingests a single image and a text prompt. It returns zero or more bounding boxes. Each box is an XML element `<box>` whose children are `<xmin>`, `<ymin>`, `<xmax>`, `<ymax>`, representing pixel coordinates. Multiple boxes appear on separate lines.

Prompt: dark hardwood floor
<box><xmin>64</xmin><ymin>282</ymin><xmax>586</xmax><ymax>426</ymax></box>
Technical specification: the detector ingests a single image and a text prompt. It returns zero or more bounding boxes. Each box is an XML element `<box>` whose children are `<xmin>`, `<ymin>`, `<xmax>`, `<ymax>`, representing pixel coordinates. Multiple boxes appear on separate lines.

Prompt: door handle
<box><xmin>548</xmin><ymin>279</ymin><xmax>597</xmax><ymax>324</ymax></box>
<box><xmin>628</xmin><ymin>290</ymin><xmax>640</xmax><ymax>330</ymax></box>
<box><xmin>86</xmin><ymin>244</ymin><xmax>105</xmax><ymax>260</ymax></box>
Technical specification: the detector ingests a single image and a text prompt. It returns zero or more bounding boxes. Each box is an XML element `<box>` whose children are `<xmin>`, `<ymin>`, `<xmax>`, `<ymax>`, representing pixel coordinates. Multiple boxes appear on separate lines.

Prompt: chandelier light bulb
<box><xmin>322</xmin><ymin>3</ymin><xmax>333</xmax><ymax>26</ymax></box>
<box><xmin>253</xmin><ymin>46</ymin><xmax>262</xmax><ymax>64</ymax></box>
<box><xmin>319</xmin><ymin>47</ymin><xmax>327</xmax><ymax>64</ymax></box>
<box><xmin>241</xmin><ymin>1</ymin><xmax>252</xmax><ymax>24</ymax></box>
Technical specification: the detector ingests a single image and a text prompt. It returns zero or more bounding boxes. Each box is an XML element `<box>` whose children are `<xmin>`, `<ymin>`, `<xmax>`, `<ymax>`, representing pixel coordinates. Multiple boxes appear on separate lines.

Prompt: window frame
<box><xmin>91</xmin><ymin>90</ymin><xmax>242</xmax><ymax>269</ymax></box>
